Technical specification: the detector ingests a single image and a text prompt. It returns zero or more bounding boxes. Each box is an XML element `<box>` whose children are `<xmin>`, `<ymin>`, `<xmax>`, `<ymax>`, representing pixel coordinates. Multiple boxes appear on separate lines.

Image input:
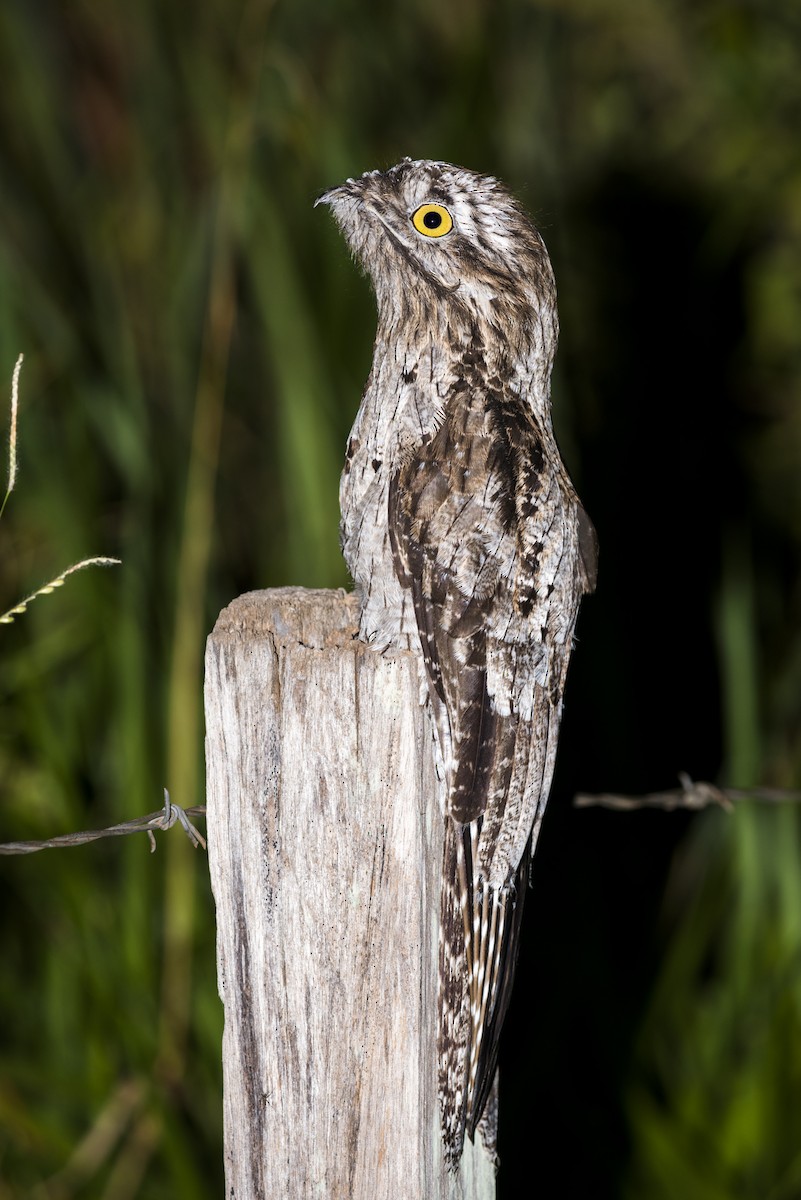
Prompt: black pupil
<box><xmin>423</xmin><ymin>210</ymin><xmax>442</xmax><ymax>229</ymax></box>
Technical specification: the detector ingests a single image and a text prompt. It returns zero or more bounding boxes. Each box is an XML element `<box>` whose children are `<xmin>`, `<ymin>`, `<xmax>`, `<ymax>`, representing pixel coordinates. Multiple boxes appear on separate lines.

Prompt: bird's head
<box><xmin>316</xmin><ymin>158</ymin><xmax>557</xmax><ymax>357</ymax></box>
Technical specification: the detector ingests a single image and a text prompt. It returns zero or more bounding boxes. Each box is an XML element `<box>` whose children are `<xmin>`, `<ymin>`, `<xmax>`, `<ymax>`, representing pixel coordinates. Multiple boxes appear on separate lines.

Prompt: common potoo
<box><xmin>317</xmin><ymin>159</ymin><xmax>596</xmax><ymax>1168</ymax></box>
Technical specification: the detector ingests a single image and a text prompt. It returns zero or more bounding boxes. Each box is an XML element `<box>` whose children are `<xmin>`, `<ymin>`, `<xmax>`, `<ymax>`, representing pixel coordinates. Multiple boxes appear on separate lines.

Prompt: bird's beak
<box><xmin>314</xmin><ymin>184</ymin><xmax>350</xmax><ymax>208</ymax></box>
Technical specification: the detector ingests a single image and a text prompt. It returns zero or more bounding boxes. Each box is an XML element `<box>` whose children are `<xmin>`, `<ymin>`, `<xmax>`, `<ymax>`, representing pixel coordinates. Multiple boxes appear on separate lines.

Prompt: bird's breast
<box><xmin>340</xmin><ymin>355</ymin><xmax>447</xmax><ymax>651</ymax></box>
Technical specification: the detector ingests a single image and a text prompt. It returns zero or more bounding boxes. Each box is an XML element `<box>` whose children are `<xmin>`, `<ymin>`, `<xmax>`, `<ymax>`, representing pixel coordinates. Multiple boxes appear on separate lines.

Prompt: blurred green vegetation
<box><xmin>0</xmin><ymin>0</ymin><xmax>798</xmax><ymax>1197</ymax></box>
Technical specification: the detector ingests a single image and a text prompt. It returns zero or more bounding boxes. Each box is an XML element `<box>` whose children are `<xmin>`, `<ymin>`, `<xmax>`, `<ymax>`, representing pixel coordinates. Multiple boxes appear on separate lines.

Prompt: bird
<box><xmin>317</xmin><ymin>158</ymin><xmax>597</xmax><ymax>1169</ymax></box>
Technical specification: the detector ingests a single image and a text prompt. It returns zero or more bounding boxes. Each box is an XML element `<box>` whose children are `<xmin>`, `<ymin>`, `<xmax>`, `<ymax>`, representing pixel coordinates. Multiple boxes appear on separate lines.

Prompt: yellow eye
<box><xmin>411</xmin><ymin>203</ymin><xmax>454</xmax><ymax>238</ymax></box>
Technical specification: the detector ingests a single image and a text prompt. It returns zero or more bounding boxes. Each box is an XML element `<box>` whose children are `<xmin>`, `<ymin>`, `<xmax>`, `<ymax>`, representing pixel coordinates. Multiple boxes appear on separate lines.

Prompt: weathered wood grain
<box><xmin>205</xmin><ymin>587</ymin><xmax>495</xmax><ymax>1199</ymax></box>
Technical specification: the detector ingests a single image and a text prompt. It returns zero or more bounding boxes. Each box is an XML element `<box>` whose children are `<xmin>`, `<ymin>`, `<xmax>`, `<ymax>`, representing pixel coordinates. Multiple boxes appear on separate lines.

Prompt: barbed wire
<box><xmin>0</xmin><ymin>790</ymin><xmax>206</xmax><ymax>855</ymax></box>
<box><xmin>574</xmin><ymin>772</ymin><xmax>801</xmax><ymax>812</ymax></box>
<box><xmin>2</xmin><ymin>775</ymin><xmax>799</xmax><ymax>857</ymax></box>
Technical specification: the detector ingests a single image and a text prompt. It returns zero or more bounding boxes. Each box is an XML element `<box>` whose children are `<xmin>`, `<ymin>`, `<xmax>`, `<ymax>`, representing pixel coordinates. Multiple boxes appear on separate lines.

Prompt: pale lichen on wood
<box><xmin>205</xmin><ymin>587</ymin><xmax>495</xmax><ymax>1198</ymax></box>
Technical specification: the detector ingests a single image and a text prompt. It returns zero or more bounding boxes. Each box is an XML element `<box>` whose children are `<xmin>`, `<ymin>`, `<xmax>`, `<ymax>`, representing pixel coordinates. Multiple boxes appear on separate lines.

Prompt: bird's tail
<box><xmin>438</xmin><ymin>818</ymin><xmax>471</xmax><ymax>1167</ymax></box>
<box><xmin>437</xmin><ymin>713</ymin><xmax>534</xmax><ymax>1170</ymax></box>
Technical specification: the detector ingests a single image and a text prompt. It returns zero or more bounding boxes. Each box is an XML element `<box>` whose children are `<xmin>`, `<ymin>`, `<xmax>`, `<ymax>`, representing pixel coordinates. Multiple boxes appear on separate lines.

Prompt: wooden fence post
<box><xmin>205</xmin><ymin>587</ymin><xmax>496</xmax><ymax>1199</ymax></box>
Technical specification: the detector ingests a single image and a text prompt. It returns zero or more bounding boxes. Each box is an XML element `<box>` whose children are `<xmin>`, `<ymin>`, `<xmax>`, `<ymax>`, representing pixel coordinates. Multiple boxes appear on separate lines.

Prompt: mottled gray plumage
<box><xmin>317</xmin><ymin>158</ymin><xmax>596</xmax><ymax>1168</ymax></box>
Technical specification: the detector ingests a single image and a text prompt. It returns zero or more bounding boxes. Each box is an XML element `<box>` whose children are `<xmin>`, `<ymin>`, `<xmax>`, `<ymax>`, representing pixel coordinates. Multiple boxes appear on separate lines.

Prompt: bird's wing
<box><xmin>389</xmin><ymin>381</ymin><xmax>581</xmax><ymax>1162</ymax></box>
<box><xmin>388</xmin><ymin>388</ymin><xmax>512</xmax><ymax>826</ymax></box>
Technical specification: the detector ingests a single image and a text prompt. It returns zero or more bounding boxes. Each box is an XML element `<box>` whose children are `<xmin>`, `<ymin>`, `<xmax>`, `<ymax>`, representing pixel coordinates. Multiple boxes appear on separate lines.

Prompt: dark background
<box><xmin>0</xmin><ymin>2</ymin><xmax>799</xmax><ymax>1197</ymax></box>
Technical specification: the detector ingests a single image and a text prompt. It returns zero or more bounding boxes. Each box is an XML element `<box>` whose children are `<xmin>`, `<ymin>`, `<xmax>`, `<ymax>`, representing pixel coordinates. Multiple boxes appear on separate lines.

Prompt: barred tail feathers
<box><xmin>438</xmin><ymin>706</ymin><xmax>536</xmax><ymax>1167</ymax></box>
